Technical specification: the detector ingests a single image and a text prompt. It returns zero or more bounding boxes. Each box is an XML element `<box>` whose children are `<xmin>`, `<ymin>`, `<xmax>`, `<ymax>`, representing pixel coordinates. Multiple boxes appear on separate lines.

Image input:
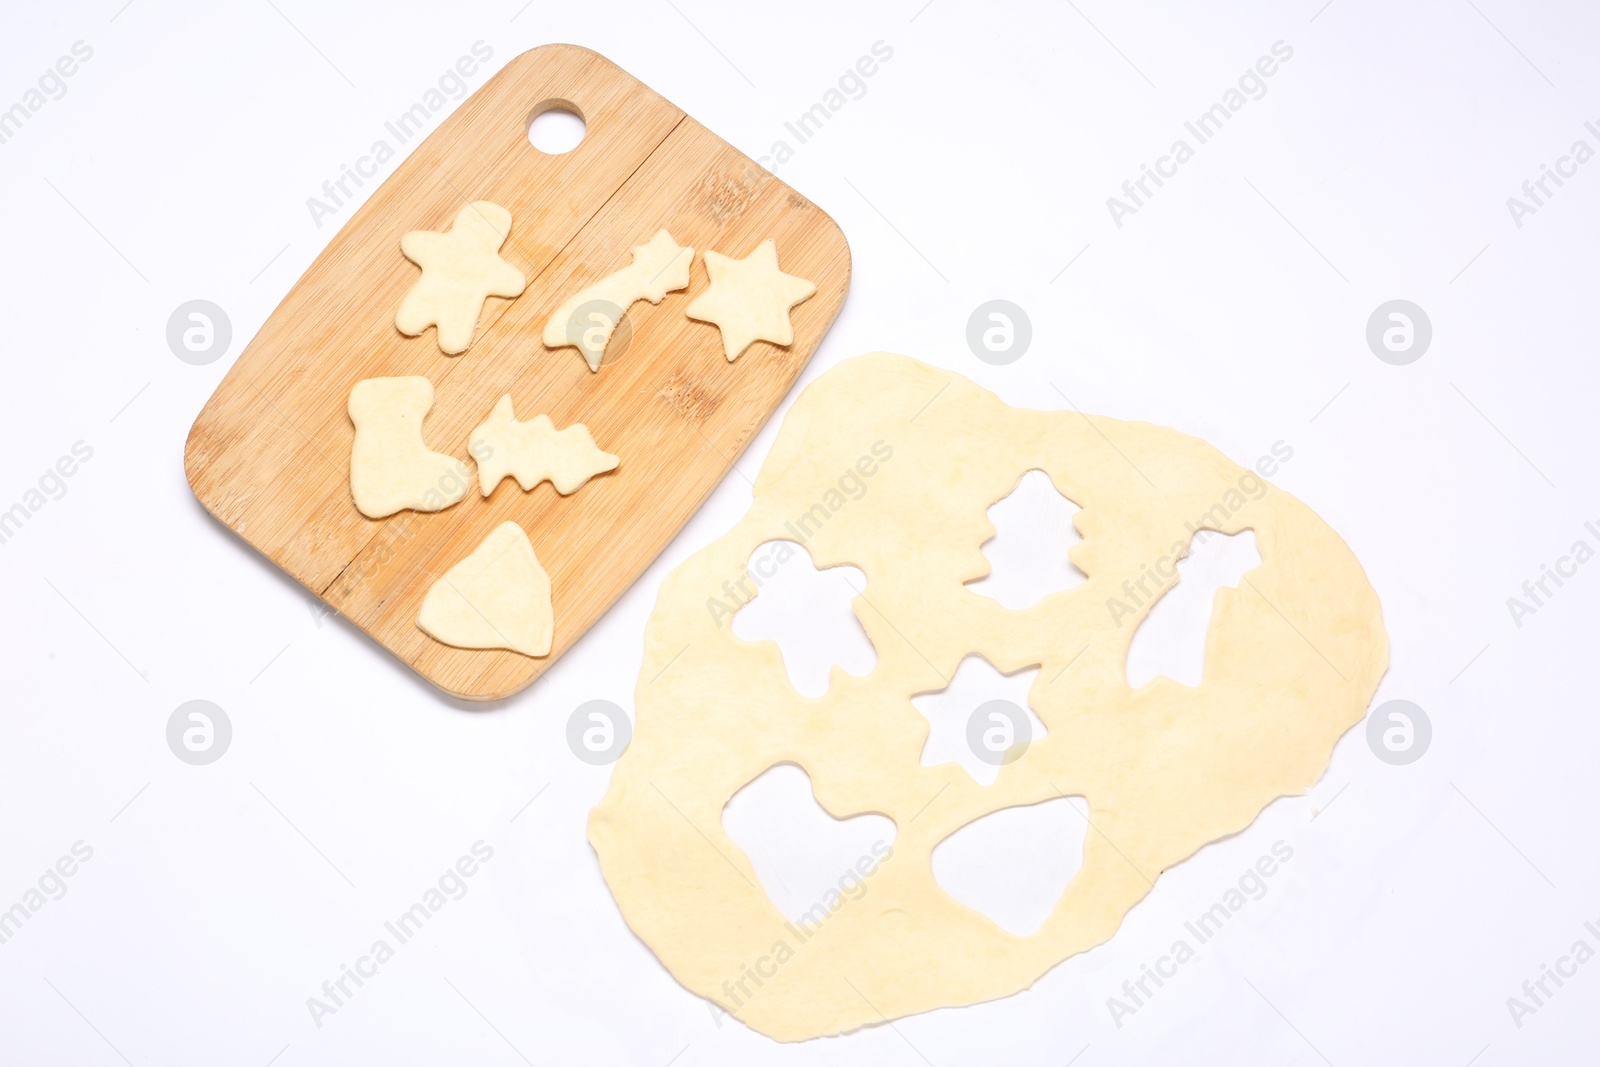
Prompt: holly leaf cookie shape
<box><xmin>396</xmin><ymin>201</ymin><xmax>527</xmax><ymax>355</ymax></box>
<box><xmin>685</xmin><ymin>239</ymin><xmax>817</xmax><ymax>361</ymax></box>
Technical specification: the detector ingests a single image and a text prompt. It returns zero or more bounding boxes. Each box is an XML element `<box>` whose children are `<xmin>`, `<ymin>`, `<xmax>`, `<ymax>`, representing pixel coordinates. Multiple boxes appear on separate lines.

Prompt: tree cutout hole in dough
<box><xmin>728</xmin><ymin>540</ymin><xmax>876</xmax><ymax>699</ymax></box>
<box><xmin>396</xmin><ymin>201</ymin><xmax>527</xmax><ymax>355</ymax></box>
<box><xmin>965</xmin><ymin>469</ymin><xmax>1087</xmax><ymax>609</ymax></box>
<box><xmin>721</xmin><ymin>763</ymin><xmax>897</xmax><ymax>927</ymax></box>
<box><xmin>589</xmin><ymin>353</ymin><xmax>1388</xmax><ymax>1041</ymax></box>
<box><xmin>910</xmin><ymin>655</ymin><xmax>1046</xmax><ymax>787</ymax></box>
<box><xmin>930</xmin><ymin>795</ymin><xmax>1089</xmax><ymax>937</ymax></box>
<box><xmin>1124</xmin><ymin>529</ymin><xmax>1261</xmax><ymax>689</ymax></box>
<box><xmin>416</xmin><ymin>521</ymin><xmax>553</xmax><ymax>658</ymax></box>
<box><xmin>469</xmin><ymin>394</ymin><xmax>619</xmax><ymax>497</ymax></box>
<box><xmin>542</xmin><ymin>229</ymin><xmax>693</xmax><ymax>371</ymax></box>
<box><xmin>347</xmin><ymin>376</ymin><xmax>471</xmax><ymax>519</ymax></box>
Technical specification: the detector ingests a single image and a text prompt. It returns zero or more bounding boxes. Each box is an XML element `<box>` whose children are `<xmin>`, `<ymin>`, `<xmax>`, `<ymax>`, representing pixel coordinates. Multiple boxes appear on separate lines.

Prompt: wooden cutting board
<box><xmin>185</xmin><ymin>44</ymin><xmax>851</xmax><ymax>701</ymax></box>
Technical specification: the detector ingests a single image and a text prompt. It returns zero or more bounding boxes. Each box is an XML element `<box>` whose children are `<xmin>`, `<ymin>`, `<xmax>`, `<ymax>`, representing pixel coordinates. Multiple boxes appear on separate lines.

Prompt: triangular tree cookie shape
<box><xmin>417</xmin><ymin>522</ymin><xmax>553</xmax><ymax>657</ymax></box>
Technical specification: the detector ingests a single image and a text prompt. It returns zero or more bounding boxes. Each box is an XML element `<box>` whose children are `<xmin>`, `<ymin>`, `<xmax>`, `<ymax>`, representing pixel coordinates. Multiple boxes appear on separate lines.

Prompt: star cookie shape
<box><xmin>684</xmin><ymin>239</ymin><xmax>817</xmax><ymax>361</ymax></box>
<box><xmin>396</xmin><ymin>201</ymin><xmax>527</xmax><ymax>355</ymax></box>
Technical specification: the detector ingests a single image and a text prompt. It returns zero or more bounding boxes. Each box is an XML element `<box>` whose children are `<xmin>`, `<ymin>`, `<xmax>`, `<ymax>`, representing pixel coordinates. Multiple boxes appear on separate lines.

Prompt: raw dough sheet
<box><xmin>589</xmin><ymin>353</ymin><xmax>1387</xmax><ymax>1041</ymax></box>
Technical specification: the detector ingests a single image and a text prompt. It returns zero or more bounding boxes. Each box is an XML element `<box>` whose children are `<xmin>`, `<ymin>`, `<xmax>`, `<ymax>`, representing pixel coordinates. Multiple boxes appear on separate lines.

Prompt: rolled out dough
<box><xmin>588</xmin><ymin>353</ymin><xmax>1388</xmax><ymax>1041</ymax></box>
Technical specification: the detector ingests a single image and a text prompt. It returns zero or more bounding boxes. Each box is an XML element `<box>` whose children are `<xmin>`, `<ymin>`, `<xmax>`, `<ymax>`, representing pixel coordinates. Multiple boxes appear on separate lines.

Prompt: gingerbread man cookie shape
<box><xmin>347</xmin><ymin>376</ymin><xmax>471</xmax><ymax>519</ymax></box>
<box><xmin>684</xmin><ymin>239</ymin><xmax>817</xmax><ymax>361</ymax></box>
<box><xmin>542</xmin><ymin>229</ymin><xmax>694</xmax><ymax>371</ymax></box>
<box><xmin>470</xmin><ymin>395</ymin><xmax>619</xmax><ymax>496</ymax></box>
<box><xmin>396</xmin><ymin>201</ymin><xmax>527</xmax><ymax>355</ymax></box>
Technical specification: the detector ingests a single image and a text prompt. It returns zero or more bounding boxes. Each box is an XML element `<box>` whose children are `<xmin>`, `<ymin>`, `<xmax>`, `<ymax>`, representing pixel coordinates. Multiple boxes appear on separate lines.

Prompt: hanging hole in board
<box><xmin>526</xmin><ymin>100</ymin><xmax>586</xmax><ymax>154</ymax></box>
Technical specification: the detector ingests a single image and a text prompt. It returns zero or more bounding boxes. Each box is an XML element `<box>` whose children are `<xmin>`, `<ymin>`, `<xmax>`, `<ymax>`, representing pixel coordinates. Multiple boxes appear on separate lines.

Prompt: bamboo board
<box><xmin>185</xmin><ymin>44</ymin><xmax>852</xmax><ymax>700</ymax></box>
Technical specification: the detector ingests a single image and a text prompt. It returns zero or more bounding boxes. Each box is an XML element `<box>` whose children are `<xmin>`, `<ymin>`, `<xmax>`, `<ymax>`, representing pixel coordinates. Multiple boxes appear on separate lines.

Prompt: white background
<box><xmin>2</xmin><ymin>0</ymin><xmax>1598</xmax><ymax>1063</ymax></box>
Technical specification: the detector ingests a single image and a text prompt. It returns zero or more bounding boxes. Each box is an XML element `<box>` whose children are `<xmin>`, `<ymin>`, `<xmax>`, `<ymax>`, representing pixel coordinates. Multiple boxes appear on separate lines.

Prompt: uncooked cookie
<box><xmin>396</xmin><ymin>201</ymin><xmax>527</xmax><ymax>355</ymax></box>
<box><xmin>417</xmin><ymin>522</ymin><xmax>553</xmax><ymax>657</ymax></box>
<box><xmin>684</xmin><ymin>239</ymin><xmax>816</xmax><ymax>361</ymax></box>
<box><xmin>347</xmin><ymin>376</ymin><xmax>470</xmax><ymax>519</ymax></box>
<box><xmin>470</xmin><ymin>394</ymin><xmax>619</xmax><ymax>496</ymax></box>
<box><xmin>543</xmin><ymin>229</ymin><xmax>693</xmax><ymax>371</ymax></box>
<box><xmin>589</xmin><ymin>353</ymin><xmax>1388</xmax><ymax>1041</ymax></box>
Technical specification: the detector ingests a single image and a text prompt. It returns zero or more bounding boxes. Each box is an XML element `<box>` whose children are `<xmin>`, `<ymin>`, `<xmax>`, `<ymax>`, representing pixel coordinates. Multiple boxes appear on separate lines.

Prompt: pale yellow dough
<box><xmin>542</xmin><ymin>229</ymin><xmax>693</xmax><ymax>371</ymax></box>
<box><xmin>684</xmin><ymin>239</ymin><xmax>816</xmax><ymax>361</ymax></box>
<box><xmin>416</xmin><ymin>522</ymin><xmax>552</xmax><ymax>658</ymax></box>
<box><xmin>470</xmin><ymin>394</ymin><xmax>619</xmax><ymax>496</ymax></box>
<box><xmin>396</xmin><ymin>201</ymin><xmax>527</xmax><ymax>355</ymax></box>
<box><xmin>347</xmin><ymin>376</ymin><xmax>470</xmax><ymax>519</ymax></box>
<box><xmin>589</xmin><ymin>353</ymin><xmax>1388</xmax><ymax>1041</ymax></box>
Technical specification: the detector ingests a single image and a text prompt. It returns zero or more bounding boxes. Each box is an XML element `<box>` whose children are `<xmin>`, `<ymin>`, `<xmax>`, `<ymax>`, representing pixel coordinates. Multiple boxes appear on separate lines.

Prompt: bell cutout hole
<box><xmin>1125</xmin><ymin>529</ymin><xmax>1260</xmax><ymax>688</ymax></box>
<box><xmin>731</xmin><ymin>540</ymin><xmax>876</xmax><ymax>698</ymax></box>
<box><xmin>932</xmin><ymin>796</ymin><xmax>1089</xmax><ymax>935</ymax></box>
<box><xmin>966</xmin><ymin>470</ymin><xmax>1086</xmax><ymax>609</ymax></box>
<box><xmin>526</xmin><ymin>102</ymin><xmax>585</xmax><ymax>153</ymax></box>
<box><xmin>722</xmin><ymin>764</ymin><xmax>897</xmax><ymax>928</ymax></box>
<box><xmin>911</xmin><ymin>655</ymin><xmax>1046</xmax><ymax>786</ymax></box>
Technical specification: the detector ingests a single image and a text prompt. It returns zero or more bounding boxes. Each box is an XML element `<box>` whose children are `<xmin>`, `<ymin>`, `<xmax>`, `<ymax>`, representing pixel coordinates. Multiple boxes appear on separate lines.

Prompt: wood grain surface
<box><xmin>185</xmin><ymin>44</ymin><xmax>852</xmax><ymax>700</ymax></box>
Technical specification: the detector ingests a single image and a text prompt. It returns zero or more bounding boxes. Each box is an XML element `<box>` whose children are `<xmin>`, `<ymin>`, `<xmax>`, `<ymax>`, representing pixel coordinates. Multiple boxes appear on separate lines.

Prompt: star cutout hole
<box><xmin>911</xmin><ymin>655</ymin><xmax>1047</xmax><ymax>786</ymax></box>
